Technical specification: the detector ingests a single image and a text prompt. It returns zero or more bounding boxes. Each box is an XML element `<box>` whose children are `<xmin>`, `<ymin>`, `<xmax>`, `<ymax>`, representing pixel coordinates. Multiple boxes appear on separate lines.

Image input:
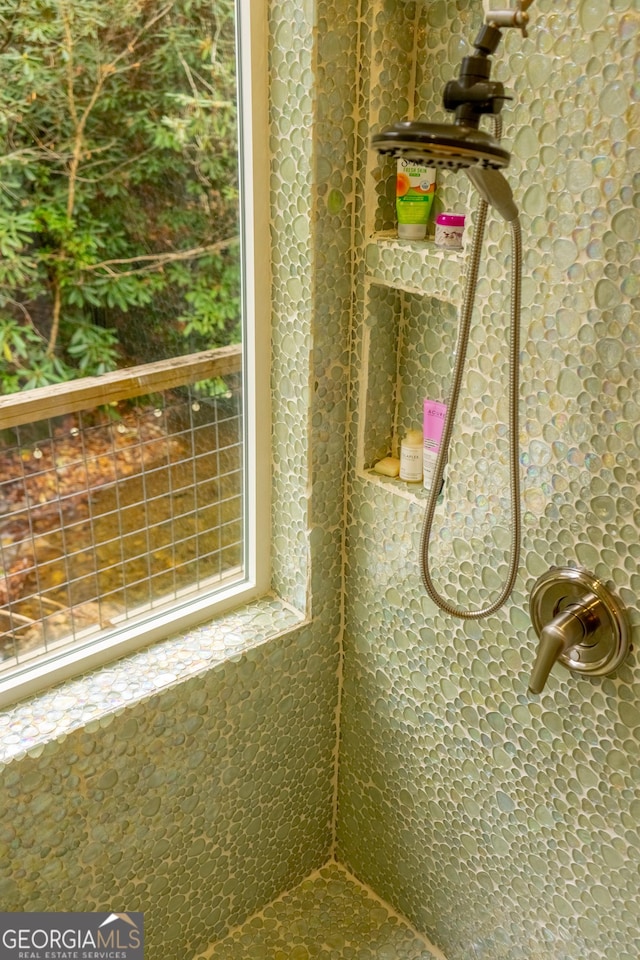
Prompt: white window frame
<box><xmin>0</xmin><ymin>0</ymin><xmax>271</xmax><ymax>707</ymax></box>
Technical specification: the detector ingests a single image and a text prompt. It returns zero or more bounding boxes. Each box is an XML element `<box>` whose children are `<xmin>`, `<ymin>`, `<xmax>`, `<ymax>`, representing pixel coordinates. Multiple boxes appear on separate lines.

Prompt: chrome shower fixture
<box><xmin>370</xmin><ymin>3</ymin><xmax>535</xmax><ymax>620</ymax></box>
<box><xmin>483</xmin><ymin>0</ymin><xmax>533</xmax><ymax>37</ymax></box>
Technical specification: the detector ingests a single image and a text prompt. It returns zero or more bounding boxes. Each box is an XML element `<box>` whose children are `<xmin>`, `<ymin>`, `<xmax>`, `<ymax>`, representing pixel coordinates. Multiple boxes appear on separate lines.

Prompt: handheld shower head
<box><xmin>371</xmin><ymin>120</ymin><xmax>510</xmax><ymax>171</ymax></box>
<box><xmin>371</xmin><ymin>120</ymin><xmax>517</xmax><ymax>220</ymax></box>
<box><xmin>371</xmin><ymin>8</ymin><xmax>530</xmax><ymax>622</ymax></box>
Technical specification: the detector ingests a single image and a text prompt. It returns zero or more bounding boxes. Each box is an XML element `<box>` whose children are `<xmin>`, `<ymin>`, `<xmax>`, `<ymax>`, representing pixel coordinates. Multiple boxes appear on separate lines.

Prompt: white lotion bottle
<box><xmin>400</xmin><ymin>429</ymin><xmax>423</xmax><ymax>482</ymax></box>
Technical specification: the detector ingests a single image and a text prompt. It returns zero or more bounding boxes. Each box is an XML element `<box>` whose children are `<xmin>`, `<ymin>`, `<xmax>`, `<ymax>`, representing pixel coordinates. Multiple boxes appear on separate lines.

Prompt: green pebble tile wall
<box><xmin>2</xmin><ymin>0</ymin><xmax>640</xmax><ymax>958</ymax></box>
<box><xmin>0</xmin><ymin>621</ymin><xmax>337</xmax><ymax>957</ymax></box>
<box><xmin>338</xmin><ymin>0</ymin><xmax>640</xmax><ymax>959</ymax></box>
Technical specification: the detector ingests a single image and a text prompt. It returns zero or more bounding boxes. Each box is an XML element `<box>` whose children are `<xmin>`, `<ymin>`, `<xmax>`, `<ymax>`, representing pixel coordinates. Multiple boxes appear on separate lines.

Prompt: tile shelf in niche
<box><xmin>359</xmin><ymin>468</ymin><xmax>445</xmax><ymax>506</ymax></box>
<box><xmin>358</xmin><ymin>282</ymin><xmax>456</xmax><ymax>506</ymax></box>
<box><xmin>365</xmin><ymin>231</ymin><xmax>465</xmax><ymax>303</ymax></box>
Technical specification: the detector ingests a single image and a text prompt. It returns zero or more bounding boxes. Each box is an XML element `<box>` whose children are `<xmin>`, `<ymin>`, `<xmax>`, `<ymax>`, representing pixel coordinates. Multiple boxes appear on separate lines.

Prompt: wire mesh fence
<box><xmin>0</xmin><ymin>370</ymin><xmax>244</xmax><ymax>672</ymax></box>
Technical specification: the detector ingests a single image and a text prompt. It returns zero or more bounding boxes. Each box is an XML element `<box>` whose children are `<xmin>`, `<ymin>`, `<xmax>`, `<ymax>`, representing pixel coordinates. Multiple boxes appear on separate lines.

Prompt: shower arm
<box><xmin>445</xmin><ymin>1</ymin><xmax>534</xmax><ymax>128</ymax></box>
<box><xmin>483</xmin><ymin>0</ymin><xmax>533</xmax><ymax>38</ymax></box>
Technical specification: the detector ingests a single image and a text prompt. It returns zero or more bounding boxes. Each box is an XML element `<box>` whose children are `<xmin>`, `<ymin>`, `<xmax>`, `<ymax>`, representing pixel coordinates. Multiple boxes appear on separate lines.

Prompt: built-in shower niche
<box><xmin>358</xmin><ymin>239</ymin><xmax>464</xmax><ymax>497</ymax></box>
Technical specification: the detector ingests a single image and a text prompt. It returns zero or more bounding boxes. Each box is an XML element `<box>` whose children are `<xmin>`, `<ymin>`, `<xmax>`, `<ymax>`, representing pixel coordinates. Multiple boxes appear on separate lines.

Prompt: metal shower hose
<box><xmin>419</xmin><ymin>195</ymin><xmax>523</xmax><ymax>619</ymax></box>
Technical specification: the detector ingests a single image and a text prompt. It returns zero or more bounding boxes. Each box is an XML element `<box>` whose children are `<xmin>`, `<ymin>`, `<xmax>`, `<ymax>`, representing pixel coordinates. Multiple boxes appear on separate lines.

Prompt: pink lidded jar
<box><xmin>435</xmin><ymin>213</ymin><xmax>465</xmax><ymax>249</ymax></box>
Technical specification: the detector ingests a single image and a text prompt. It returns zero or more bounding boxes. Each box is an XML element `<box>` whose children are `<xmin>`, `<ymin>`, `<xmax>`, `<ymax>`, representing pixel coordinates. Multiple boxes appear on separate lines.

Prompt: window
<box><xmin>0</xmin><ymin>0</ymin><xmax>269</xmax><ymax>703</ymax></box>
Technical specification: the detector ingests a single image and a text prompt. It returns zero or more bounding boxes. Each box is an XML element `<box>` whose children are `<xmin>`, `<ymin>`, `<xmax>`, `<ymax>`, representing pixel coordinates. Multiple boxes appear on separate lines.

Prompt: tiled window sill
<box><xmin>0</xmin><ymin>594</ymin><xmax>306</xmax><ymax>767</ymax></box>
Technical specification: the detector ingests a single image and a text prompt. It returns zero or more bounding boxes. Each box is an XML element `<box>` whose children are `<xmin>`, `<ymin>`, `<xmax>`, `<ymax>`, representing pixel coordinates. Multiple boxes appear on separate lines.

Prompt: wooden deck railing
<box><xmin>0</xmin><ymin>344</ymin><xmax>242</xmax><ymax>431</ymax></box>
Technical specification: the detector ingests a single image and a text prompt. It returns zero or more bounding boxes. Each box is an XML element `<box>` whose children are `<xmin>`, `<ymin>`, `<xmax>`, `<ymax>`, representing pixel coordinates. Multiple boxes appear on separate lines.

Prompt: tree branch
<box><xmin>75</xmin><ymin>237</ymin><xmax>238</xmax><ymax>279</ymax></box>
<box><xmin>4</xmin><ymin>298</ymin><xmax>40</xmax><ymax>334</ymax></box>
<box><xmin>74</xmin><ymin>146</ymin><xmax>154</xmax><ymax>183</ymax></box>
<box><xmin>61</xmin><ymin>0</ymin><xmax>178</xmax><ymax>222</ymax></box>
<box><xmin>48</xmin><ymin>276</ymin><xmax>63</xmax><ymax>358</ymax></box>
<box><xmin>61</xmin><ymin>3</ymin><xmax>78</xmax><ymax>129</ymax></box>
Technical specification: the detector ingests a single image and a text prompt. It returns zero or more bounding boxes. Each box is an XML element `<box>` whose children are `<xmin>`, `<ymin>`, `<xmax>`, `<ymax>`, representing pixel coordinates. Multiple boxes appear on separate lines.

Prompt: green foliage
<box><xmin>179</xmin><ymin>251</ymin><xmax>241</xmax><ymax>342</ymax></box>
<box><xmin>66</xmin><ymin>321</ymin><xmax>119</xmax><ymax>375</ymax></box>
<box><xmin>0</xmin><ymin>315</ymin><xmax>70</xmax><ymax>387</ymax></box>
<box><xmin>0</xmin><ymin>0</ymin><xmax>241</xmax><ymax>394</ymax></box>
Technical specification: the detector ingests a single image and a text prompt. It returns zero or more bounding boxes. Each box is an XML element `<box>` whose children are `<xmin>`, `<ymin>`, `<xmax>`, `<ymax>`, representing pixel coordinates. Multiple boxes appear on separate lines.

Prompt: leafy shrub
<box><xmin>0</xmin><ymin>0</ymin><xmax>240</xmax><ymax>393</ymax></box>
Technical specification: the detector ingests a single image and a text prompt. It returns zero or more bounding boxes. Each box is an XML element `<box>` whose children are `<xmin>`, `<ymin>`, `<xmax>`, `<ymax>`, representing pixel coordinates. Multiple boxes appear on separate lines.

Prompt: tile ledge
<box><xmin>0</xmin><ymin>593</ymin><xmax>306</xmax><ymax>767</ymax></box>
<box><xmin>370</xmin><ymin>230</ymin><xmax>466</xmax><ymax>258</ymax></box>
<box><xmin>358</xmin><ymin>468</ymin><xmax>443</xmax><ymax>505</ymax></box>
<box><xmin>364</xmin><ymin>232</ymin><xmax>465</xmax><ymax>300</ymax></box>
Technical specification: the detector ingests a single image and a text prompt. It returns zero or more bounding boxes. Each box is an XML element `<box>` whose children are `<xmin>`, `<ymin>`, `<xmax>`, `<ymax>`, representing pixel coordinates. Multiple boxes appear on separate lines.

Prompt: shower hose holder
<box><xmin>528</xmin><ymin>567</ymin><xmax>631</xmax><ymax>694</ymax></box>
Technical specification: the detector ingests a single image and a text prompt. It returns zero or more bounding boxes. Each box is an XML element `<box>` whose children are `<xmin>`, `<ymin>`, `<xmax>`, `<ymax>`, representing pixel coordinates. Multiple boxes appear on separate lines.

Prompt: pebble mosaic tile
<box><xmin>197</xmin><ymin>862</ymin><xmax>446</xmax><ymax>960</ymax></box>
<box><xmin>0</xmin><ymin>618</ymin><xmax>338</xmax><ymax>958</ymax></box>
<box><xmin>0</xmin><ymin>597</ymin><xmax>304</xmax><ymax>763</ymax></box>
<box><xmin>339</xmin><ymin>0</ymin><xmax>640</xmax><ymax>959</ymax></box>
<box><xmin>365</xmin><ymin>238</ymin><xmax>465</xmax><ymax>304</ymax></box>
<box><xmin>1</xmin><ymin>1</ymin><xmax>639</xmax><ymax>960</ymax></box>
<box><xmin>268</xmin><ymin>0</ymin><xmax>316</xmax><ymax>614</ymax></box>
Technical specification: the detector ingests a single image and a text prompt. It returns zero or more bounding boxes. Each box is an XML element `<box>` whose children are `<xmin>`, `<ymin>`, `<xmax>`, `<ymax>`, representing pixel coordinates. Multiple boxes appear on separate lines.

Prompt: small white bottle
<box><xmin>400</xmin><ymin>429</ymin><xmax>423</xmax><ymax>482</ymax></box>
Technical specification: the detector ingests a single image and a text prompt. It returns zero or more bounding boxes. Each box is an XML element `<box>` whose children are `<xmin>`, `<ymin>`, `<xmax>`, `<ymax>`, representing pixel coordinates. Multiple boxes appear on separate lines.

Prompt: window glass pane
<box><xmin>0</xmin><ymin>0</ymin><xmax>247</xmax><ymax>677</ymax></box>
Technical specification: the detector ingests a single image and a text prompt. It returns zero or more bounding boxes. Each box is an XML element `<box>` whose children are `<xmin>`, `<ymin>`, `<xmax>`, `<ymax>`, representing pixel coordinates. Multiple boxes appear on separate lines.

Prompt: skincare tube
<box><xmin>396</xmin><ymin>159</ymin><xmax>436</xmax><ymax>240</ymax></box>
<box><xmin>423</xmin><ymin>400</ymin><xmax>447</xmax><ymax>491</ymax></box>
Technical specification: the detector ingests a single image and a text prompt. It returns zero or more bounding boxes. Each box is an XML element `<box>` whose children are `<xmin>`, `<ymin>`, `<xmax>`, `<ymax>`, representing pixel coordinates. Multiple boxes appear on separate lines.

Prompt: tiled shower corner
<box><xmin>2</xmin><ymin>0</ymin><xmax>640</xmax><ymax>959</ymax></box>
<box><xmin>194</xmin><ymin>863</ymin><xmax>446</xmax><ymax>960</ymax></box>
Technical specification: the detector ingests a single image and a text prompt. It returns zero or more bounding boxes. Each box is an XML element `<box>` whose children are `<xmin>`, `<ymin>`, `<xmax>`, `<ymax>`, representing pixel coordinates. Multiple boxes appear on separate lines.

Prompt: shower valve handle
<box><xmin>528</xmin><ymin>567</ymin><xmax>630</xmax><ymax>695</ymax></box>
<box><xmin>528</xmin><ymin>596</ymin><xmax>600</xmax><ymax>695</ymax></box>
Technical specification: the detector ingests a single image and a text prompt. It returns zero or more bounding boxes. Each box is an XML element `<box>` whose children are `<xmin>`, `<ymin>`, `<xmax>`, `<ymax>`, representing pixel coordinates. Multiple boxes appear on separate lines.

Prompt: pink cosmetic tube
<box><xmin>423</xmin><ymin>399</ymin><xmax>447</xmax><ymax>491</ymax></box>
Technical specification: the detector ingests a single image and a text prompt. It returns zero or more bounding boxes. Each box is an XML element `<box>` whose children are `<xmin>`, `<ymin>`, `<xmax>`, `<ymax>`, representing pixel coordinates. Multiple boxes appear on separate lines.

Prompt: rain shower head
<box><xmin>371</xmin><ymin>120</ymin><xmax>510</xmax><ymax>171</ymax></box>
